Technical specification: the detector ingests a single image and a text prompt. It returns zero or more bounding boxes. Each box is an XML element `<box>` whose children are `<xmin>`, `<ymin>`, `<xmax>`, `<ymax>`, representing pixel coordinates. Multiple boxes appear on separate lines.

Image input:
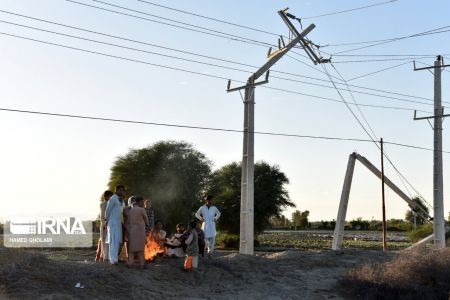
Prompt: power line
<box><xmin>270</xmin><ymin>75</ymin><xmax>440</xmax><ymax>107</ymax></box>
<box><xmin>0</xmin><ymin>107</ymin><xmax>376</xmax><ymax>142</ymax></box>
<box><xmin>347</xmin><ymin>61</ymin><xmax>412</xmax><ymax>81</ymax></box>
<box><xmin>287</xmin><ymin>53</ymin><xmax>345</xmax><ymax>82</ymax></box>
<box><xmin>1</xmin><ymin>107</ymin><xmax>449</xmax><ymax>154</ymax></box>
<box><xmin>0</xmin><ymin>19</ymin><xmax>255</xmax><ymax>75</ymax></box>
<box><xmin>0</xmin><ymin>30</ymin><xmax>429</xmax><ymax>113</ymax></box>
<box><xmin>2</xmin><ymin>18</ymin><xmax>437</xmax><ymax>108</ymax></box>
<box><xmin>4</xmin><ymin>8</ymin><xmax>433</xmax><ymax>103</ymax></box>
<box><xmin>334</xmin><ymin>53</ymin><xmax>450</xmax><ymax>57</ymax></box>
<box><xmin>332</xmin><ymin>56</ymin><xmax>439</xmax><ymax>63</ymax></box>
<box><xmin>64</xmin><ymin>0</ymin><xmax>450</xmax><ymax>63</ymax></box>
<box><xmin>332</xmin><ymin>27</ymin><xmax>450</xmax><ymax>54</ymax></box>
<box><xmin>324</xmin><ymin>63</ymin><xmax>434</xmax><ymax>208</ymax></box>
<box><xmin>325</xmin><ymin>26</ymin><xmax>450</xmax><ymax>48</ymax></box>
<box><xmin>331</xmin><ymin>63</ymin><xmax>378</xmax><ymax>141</ymax></box>
<box><xmin>302</xmin><ymin>0</ymin><xmax>399</xmax><ymax>19</ymax></box>
<box><xmin>137</xmin><ymin>0</ymin><xmax>279</xmax><ymax>37</ymax></box>
<box><xmin>64</xmin><ymin>0</ymin><xmax>320</xmax><ymax>71</ymax></box>
<box><xmin>65</xmin><ymin>0</ymin><xmax>271</xmax><ymax>48</ymax></box>
<box><xmin>0</xmin><ymin>9</ymin><xmax>262</xmax><ymax>69</ymax></box>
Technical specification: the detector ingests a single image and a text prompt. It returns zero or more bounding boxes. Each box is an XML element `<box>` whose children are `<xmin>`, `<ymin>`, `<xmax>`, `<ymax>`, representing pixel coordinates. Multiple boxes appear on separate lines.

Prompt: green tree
<box><xmin>269</xmin><ymin>215</ymin><xmax>291</xmax><ymax>229</ymax></box>
<box><xmin>292</xmin><ymin>210</ymin><xmax>301</xmax><ymax>230</ymax></box>
<box><xmin>349</xmin><ymin>217</ymin><xmax>370</xmax><ymax>230</ymax></box>
<box><xmin>208</xmin><ymin>161</ymin><xmax>295</xmax><ymax>234</ymax></box>
<box><xmin>405</xmin><ymin>197</ymin><xmax>430</xmax><ymax>227</ymax></box>
<box><xmin>108</xmin><ymin>141</ymin><xmax>212</xmax><ymax>231</ymax></box>
<box><xmin>292</xmin><ymin>210</ymin><xmax>309</xmax><ymax>229</ymax></box>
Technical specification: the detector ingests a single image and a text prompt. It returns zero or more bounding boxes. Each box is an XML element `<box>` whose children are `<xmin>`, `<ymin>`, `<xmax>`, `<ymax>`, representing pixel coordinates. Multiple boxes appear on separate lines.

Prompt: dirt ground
<box><xmin>0</xmin><ymin>246</ymin><xmax>395</xmax><ymax>300</ymax></box>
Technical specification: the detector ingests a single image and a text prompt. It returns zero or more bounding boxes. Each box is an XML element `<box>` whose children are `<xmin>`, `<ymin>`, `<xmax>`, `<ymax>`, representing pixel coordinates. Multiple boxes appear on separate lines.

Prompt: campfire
<box><xmin>144</xmin><ymin>233</ymin><xmax>164</xmax><ymax>261</ymax></box>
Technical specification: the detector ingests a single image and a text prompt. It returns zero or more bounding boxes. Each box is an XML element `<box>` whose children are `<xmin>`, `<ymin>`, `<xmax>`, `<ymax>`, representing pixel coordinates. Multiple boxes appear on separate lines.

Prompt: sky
<box><xmin>0</xmin><ymin>0</ymin><xmax>449</xmax><ymax>223</ymax></box>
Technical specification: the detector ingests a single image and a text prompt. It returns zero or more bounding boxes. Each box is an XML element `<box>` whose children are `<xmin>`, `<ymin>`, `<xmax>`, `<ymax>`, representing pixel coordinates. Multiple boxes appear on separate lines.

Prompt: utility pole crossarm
<box><xmin>227</xmin><ymin>24</ymin><xmax>315</xmax><ymax>93</ymax></box>
<box><xmin>253</xmin><ymin>24</ymin><xmax>314</xmax><ymax>80</ymax></box>
<box><xmin>414</xmin><ymin>109</ymin><xmax>450</xmax><ymax>120</ymax></box>
<box><xmin>414</xmin><ymin>61</ymin><xmax>450</xmax><ymax>71</ymax></box>
<box><xmin>278</xmin><ymin>9</ymin><xmax>328</xmax><ymax>64</ymax></box>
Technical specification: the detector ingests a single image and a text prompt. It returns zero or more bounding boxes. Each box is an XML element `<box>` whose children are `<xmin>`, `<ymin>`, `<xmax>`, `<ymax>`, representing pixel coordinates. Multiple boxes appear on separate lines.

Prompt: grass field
<box><xmin>256</xmin><ymin>230</ymin><xmax>411</xmax><ymax>250</ymax></box>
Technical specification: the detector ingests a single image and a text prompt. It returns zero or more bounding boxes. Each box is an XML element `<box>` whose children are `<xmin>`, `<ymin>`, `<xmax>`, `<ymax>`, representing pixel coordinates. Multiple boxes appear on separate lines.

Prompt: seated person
<box><xmin>164</xmin><ymin>223</ymin><xmax>186</xmax><ymax>258</ymax></box>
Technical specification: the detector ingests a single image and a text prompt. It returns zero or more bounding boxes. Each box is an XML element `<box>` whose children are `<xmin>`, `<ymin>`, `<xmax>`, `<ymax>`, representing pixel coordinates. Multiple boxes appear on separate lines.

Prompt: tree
<box><xmin>269</xmin><ymin>215</ymin><xmax>291</xmax><ymax>229</ymax></box>
<box><xmin>108</xmin><ymin>141</ymin><xmax>211</xmax><ymax>231</ymax></box>
<box><xmin>349</xmin><ymin>217</ymin><xmax>370</xmax><ymax>230</ymax></box>
<box><xmin>405</xmin><ymin>197</ymin><xmax>430</xmax><ymax>227</ymax></box>
<box><xmin>208</xmin><ymin>161</ymin><xmax>295</xmax><ymax>234</ymax></box>
<box><xmin>292</xmin><ymin>210</ymin><xmax>309</xmax><ymax>229</ymax></box>
<box><xmin>292</xmin><ymin>210</ymin><xmax>301</xmax><ymax>230</ymax></box>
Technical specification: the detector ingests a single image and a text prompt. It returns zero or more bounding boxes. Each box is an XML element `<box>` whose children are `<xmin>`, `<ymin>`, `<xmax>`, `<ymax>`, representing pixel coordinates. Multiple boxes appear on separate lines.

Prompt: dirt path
<box><xmin>0</xmin><ymin>247</ymin><xmax>394</xmax><ymax>299</ymax></box>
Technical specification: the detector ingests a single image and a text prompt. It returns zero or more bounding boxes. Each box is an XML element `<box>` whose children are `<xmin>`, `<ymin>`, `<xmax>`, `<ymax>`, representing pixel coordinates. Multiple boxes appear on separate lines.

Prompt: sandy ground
<box><xmin>0</xmin><ymin>246</ymin><xmax>395</xmax><ymax>300</ymax></box>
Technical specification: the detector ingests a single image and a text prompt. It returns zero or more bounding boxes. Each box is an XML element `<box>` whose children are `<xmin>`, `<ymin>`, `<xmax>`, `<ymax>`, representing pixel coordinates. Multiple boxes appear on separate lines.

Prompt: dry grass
<box><xmin>340</xmin><ymin>248</ymin><xmax>450</xmax><ymax>300</ymax></box>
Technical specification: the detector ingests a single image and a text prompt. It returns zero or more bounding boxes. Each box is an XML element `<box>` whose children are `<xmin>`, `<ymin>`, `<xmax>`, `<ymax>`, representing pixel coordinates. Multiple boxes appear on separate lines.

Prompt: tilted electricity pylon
<box><xmin>332</xmin><ymin>152</ymin><xmax>432</xmax><ymax>250</ymax></box>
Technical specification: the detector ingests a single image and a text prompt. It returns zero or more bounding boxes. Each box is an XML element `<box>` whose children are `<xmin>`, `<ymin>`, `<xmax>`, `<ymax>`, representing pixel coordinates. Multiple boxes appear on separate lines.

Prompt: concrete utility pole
<box><xmin>413</xmin><ymin>55</ymin><xmax>450</xmax><ymax>248</ymax></box>
<box><xmin>332</xmin><ymin>152</ymin><xmax>432</xmax><ymax>250</ymax></box>
<box><xmin>227</xmin><ymin>8</ymin><xmax>327</xmax><ymax>255</ymax></box>
<box><xmin>380</xmin><ymin>138</ymin><xmax>387</xmax><ymax>251</ymax></box>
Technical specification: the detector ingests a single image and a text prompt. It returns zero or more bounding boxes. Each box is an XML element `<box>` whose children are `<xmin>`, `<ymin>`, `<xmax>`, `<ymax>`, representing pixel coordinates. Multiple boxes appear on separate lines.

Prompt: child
<box><xmin>184</xmin><ymin>220</ymin><xmax>199</xmax><ymax>270</ymax></box>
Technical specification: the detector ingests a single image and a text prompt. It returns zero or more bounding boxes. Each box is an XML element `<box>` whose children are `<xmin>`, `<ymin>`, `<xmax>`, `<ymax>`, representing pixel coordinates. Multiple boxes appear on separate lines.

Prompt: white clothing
<box><xmin>105</xmin><ymin>194</ymin><xmax>123</xmax><ymax>264</ymax></box>
<box><xmin>195</xmin><ymin>205</ymin><xmax>221</xmax><ymax>238</ymax></box>
<box><xmin>205</xmin><ymin>236</ymin><xmax>215</xmax><ymax>254</ymax></box>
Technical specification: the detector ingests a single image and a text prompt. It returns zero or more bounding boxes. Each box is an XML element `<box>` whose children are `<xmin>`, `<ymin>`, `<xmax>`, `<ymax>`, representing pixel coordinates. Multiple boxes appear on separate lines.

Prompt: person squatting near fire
<box><xmin>164</xmin><ymin>223</ymin><xmax>186</xmax><ymax>258</ymax></box>
<box><xmin>195</xmin><ymin>195</ymin><xmax>221</xmax><ymax>257</ymax></box>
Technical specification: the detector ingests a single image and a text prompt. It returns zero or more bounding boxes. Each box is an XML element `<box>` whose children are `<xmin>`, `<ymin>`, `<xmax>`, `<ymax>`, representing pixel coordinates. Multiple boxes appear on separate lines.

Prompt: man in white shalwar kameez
<box><xmin>106</xmin><ymin>185</ymin><xmax>126</xmax><ymax>265</ymax></box>
<box><xmin>195</xmin><ymin>195</ymin><xmax>220</xmax><ymax>256</ymax></box>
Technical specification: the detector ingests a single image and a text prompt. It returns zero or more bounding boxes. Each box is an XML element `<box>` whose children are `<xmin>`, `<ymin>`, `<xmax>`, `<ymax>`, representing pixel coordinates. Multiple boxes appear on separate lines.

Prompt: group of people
<box><xmin>95</xmin><ymin>185</ymin><xmax>221</xmax><ymax>270</ymax></box>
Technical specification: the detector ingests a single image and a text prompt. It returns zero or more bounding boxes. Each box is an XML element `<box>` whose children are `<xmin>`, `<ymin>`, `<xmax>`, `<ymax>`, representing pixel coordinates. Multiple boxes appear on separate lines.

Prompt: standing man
<box><xmin>106</xmin><ymin>185</ymin><xmax>126</xmax><ymax>265</ymax></box>
<box><xmin>195</xmin><ymin>195</ymin><xmax>220</xmax><ymax>257</ymax></box>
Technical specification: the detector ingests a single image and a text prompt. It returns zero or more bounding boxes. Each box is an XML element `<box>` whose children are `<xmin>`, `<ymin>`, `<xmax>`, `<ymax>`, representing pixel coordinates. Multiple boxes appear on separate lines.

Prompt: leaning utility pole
<box><xmin>413</xmin><ymin>55</ymin><xmax>450</xmax><ymax>248</ymax></box>
<box><xmin>227</xmin><ymin>8</ymin><xmax>328</xmax><ymax>255</ymax></box>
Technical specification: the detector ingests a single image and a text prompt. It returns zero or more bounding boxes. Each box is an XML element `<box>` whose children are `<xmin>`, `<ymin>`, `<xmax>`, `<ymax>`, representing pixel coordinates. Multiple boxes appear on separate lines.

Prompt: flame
<box><xmin>144</xmin><ymin>231</ymin><xmax>165</xmax><ymax>261</ymax></box>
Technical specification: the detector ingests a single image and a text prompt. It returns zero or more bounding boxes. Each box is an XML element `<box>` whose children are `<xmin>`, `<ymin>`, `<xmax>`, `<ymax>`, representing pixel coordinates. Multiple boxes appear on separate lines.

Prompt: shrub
<box><xmin>407</xmin><ymin>223</ymin><xmax>433</xmax><ymax>242</ymax></box>
<box><xmin>216</xmin><ymin>233</ymin><xmax>240</xmax><ymax>249</ymax></box>
<box><xmin>340</xmin><ymin>248</ymin><xmax>450</xmax><ymax>299</ymax></box>
<box><xmin>216</xmin><ymin>233</ymin><xmax>259</xmax><ymax>249</ymax></box>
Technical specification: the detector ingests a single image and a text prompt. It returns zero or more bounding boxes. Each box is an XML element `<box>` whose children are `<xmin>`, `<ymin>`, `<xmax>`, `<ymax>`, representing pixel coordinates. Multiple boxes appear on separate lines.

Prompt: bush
<box><xmin>216</xmin><ymin>233</ymin><xmax>259</xmax><ymax>249</ymax></box>
<box><xmin>0</xmin><ymin>223</ymin><xmax>3</xmax><ymax>235</ymax></box>
<box><xmin>216</xmin><ymin>233</ymin><xmax>240</xmax><ymax>249</ymax></box>
<box><xmin>407</xmin><ymin>223</ymin><xmax>433</xmax><ymax>242</ymax></box>
<box><xmin>340</xmin><ymin>248</ymin><xmax>450</xmax><ymax>299</ymax></box>
<box><xmin>386</xmin><ymin>219</ymin><xmax>412</xmax><ymax>231</ymax></box>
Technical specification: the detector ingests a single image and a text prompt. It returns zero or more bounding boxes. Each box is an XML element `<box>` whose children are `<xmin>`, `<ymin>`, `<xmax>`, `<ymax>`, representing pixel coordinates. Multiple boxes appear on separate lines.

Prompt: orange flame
<box><xmin>144</xmin><ymin>231</ymin><xmax>165</xmax><ymax>261</ymax></box>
